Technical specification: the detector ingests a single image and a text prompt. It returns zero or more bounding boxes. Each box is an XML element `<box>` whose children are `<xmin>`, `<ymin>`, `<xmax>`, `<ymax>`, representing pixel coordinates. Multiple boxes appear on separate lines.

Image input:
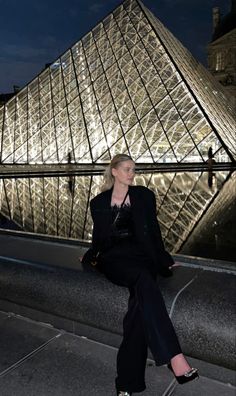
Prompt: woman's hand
<box><xmin>169</xmin><ymin>262</ymin><xmax>180</xmax><ymax>269</ymax></box>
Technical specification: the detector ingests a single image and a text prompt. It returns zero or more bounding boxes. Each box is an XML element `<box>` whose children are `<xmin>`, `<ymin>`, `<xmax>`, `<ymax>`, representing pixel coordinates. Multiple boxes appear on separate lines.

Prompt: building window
<box><xmin>215</xmin><ymin>52</ymin><xmax>225</xmax><ymax>71</ymax></box>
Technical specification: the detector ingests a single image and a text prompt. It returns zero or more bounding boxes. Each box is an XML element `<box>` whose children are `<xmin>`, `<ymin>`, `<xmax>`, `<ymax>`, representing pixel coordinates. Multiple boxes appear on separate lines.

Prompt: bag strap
<box><xmin>120</xmin><ymin>189</ymin><xmax>129</xmax><ymax>208</ymax></box>
<box><xmin>112</xmin><ymin>189</ymin><xmax>129</xmax><ymax>226</ymax></box>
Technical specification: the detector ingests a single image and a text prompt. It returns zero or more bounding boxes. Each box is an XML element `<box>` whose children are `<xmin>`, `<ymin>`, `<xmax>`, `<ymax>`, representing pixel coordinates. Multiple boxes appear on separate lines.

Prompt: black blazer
<box><xmin>88</xmin><ymin>185</ymin><xmax>174</xmax><ymax>277</ymax></box>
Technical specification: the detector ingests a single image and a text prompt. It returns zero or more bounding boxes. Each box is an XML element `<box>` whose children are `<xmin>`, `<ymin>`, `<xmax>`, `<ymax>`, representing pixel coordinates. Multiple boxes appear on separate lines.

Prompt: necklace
<box><xmin>111</xmin><ymin>190</ymin><xmax>129</xmax><ymax>206</ymax></box>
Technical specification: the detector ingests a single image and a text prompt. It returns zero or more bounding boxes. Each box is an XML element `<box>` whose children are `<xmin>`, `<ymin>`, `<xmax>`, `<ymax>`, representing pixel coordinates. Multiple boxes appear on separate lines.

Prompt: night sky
<box><xmin>0</xmin><ymin>0</ymin><xmax>230</xmax><ymax>93</ymax></box>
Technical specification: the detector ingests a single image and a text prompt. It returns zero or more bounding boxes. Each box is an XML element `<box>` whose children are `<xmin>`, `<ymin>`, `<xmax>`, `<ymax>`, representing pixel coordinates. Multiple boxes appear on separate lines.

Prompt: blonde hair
<box><xmin>101</xmin><ymin>154</ymin><xmax>134</xmax><ymax>192</ymax></box>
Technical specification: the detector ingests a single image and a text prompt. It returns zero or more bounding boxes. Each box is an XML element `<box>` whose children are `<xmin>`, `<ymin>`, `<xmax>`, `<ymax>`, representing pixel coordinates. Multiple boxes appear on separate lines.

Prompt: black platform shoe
<box><xmin>167</xmin><ymin>363</ymin><xmax>199</xmax><ymax>384</ymax></box>
<box><xmin>117</xmin><ymin>392</ymin><xmax>132</xmax><ymax>396</ymax></box>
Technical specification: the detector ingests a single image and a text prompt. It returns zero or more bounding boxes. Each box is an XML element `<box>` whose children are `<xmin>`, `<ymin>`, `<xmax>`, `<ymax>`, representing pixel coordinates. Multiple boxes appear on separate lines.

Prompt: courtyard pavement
<box><xmin>0</xmin><ymin>310</ymin><xmax>235</xmax><ymax>396</ymax></box>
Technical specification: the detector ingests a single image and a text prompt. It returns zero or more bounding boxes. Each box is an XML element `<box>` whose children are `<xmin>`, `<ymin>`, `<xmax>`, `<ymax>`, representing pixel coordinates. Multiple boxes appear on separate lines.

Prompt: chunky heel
<box><xmin>167</xmin><ymin>363</ymin><xmax>199</xmax><ymax>384</ymax></box>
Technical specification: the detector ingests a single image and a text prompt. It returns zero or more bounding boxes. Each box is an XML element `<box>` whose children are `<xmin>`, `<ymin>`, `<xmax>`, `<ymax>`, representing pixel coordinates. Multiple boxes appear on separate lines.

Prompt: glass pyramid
<box><xmin>0</xmin><ymin>0</ymin><xmax>235</xmax><ymax>164</ymax></box>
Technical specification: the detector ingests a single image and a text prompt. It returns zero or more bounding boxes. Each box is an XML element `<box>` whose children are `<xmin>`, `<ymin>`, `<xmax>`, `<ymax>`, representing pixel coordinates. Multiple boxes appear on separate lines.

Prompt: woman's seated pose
<box><xmin>82</xmin><ymin>154</ymin><xmax>198</xmax><ymax>395</ymax></box>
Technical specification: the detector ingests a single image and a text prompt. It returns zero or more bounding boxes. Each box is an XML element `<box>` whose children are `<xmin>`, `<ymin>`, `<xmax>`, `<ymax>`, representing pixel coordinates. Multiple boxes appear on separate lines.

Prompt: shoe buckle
<box><xmin>185</xmin><ymin>368</ymin><xmax>198</xmax><ymax>377</ymax></box>
<box><xmin>118</xmin><ymin>392</ymin><xmax>131</xmax><ymax>396</ymax></box>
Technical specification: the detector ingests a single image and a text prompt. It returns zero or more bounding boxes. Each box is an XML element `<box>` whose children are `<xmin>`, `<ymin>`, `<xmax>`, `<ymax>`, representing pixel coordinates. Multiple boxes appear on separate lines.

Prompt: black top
<box><xmin>111</xmin><ymin>203</ymin><xmax>133</xmax><ymax>240</ymax></box>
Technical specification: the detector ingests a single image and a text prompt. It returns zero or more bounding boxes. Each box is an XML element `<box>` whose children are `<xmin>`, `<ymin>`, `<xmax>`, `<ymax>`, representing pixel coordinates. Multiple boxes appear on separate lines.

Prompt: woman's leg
<box><xmin>101</xmin><ymin>255</ymin><xmax>191</xmax><ymax>382</ymax></box>
<box><xmin>116</xmin><ymin>288</ymin><xmax>147</xmax><ymax>393</ymax></box>
<box><xmin>134</xmin><ymin>270</ymin><xmax>182</xmax><ymax>365</ymax></box>
<box><xmin>134</xmin><ymin>270</ymin><xmax>198</xmax><ymax>380</ymax></box>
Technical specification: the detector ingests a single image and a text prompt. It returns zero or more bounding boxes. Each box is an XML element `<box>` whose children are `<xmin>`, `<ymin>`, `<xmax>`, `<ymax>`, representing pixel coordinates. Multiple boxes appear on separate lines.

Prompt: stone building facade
<box><xmin>207</xmin><ymin>1</ymin><xmax>236</xmax><ymax>99</ymax></box>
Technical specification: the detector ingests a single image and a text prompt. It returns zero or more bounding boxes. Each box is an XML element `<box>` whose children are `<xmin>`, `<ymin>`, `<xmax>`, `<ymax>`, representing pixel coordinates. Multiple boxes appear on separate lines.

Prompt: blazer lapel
<box><xmin>129</xmin><ymin>186</ymin><xmax>146</xmax><ymax>234</ymax></box>
<box><xmin>103</xmin><ymin>187</ymin><xmax>113</xmax><ymax>208</ymax></box>
<box><xmin>102</xmin><ymin>187</ymin><xmax>113</xmax><ymax>229</ymax></box>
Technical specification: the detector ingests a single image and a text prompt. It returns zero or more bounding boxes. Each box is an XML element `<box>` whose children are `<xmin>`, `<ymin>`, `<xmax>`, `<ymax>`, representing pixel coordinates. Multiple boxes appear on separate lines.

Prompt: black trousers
<box><xmin>100</xmin><ymin>241</ymin><xmax>182</xmax><ymax>393</ymax></box>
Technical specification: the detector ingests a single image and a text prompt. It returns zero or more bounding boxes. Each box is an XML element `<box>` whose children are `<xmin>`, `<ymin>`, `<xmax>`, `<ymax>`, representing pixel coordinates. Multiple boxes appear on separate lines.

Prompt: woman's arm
<box><xmin>81</xmin><ymin>199</ymin><xmax>100</xmax><ymax>266</ymax></box>
<box><xmin>90</xmin><ymin>199</ymin><xmax>100</xmax><ymax>254</ymax></box>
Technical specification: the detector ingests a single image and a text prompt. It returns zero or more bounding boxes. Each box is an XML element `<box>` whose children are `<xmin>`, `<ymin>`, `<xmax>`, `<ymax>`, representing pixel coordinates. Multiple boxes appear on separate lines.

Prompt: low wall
<box><xmin>0</xmin><ymin>250</ymin><xmax>235</xmax><ymax>370</ymax></box>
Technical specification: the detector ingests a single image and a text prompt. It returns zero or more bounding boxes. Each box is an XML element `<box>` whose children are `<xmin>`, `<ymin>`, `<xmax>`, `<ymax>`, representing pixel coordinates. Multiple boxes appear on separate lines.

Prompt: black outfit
<box><xmin>83</xmin><ymin>186</ymin><xmax>182</xmax><ymax>394</ymax></box>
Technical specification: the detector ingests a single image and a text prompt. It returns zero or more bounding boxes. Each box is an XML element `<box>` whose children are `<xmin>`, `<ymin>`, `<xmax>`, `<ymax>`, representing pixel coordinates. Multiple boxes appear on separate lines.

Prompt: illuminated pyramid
<box><xmin>0</xmin><ymin>0</ymin><xmax>235</xmax><ymax>164</ymax></box>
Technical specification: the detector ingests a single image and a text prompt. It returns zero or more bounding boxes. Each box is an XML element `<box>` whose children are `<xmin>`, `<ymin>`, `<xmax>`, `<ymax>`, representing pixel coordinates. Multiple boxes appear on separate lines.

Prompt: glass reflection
<box><xmin>0</xmin><ymin>171</ymin><xmax>234</xmax><ymax>257</ymax></box>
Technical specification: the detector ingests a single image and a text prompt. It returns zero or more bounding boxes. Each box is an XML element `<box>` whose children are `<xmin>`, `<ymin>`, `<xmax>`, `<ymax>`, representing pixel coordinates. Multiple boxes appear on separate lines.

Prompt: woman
<box><xmin>82</xmin><ymin>154</ymin><xmax>198</xmax><ymax>395</ymax></box>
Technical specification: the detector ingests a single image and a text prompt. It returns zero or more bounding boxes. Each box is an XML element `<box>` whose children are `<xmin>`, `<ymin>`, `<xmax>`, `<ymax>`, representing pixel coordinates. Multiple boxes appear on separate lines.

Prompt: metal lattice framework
<box><xmin>0</xmin><ymin>171</ymin><xmax>230</xmax><ymax>253</ymax></box>
<box><xmin>0</xmin><ymin>0</ymin><xmax>235</xmax><ymax>165</ymax></box>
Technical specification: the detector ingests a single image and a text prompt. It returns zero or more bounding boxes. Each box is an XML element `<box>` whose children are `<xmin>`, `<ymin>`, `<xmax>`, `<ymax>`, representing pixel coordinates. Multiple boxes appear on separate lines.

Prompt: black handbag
<box><xmin>81</xmin><ymin>243</ymin><xmax>103</xmax><ymax>270</ymax></box>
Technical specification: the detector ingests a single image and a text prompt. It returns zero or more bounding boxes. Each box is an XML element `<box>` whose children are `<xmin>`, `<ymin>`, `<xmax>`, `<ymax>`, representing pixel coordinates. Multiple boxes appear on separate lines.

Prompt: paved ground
<box><xmin>0</xmin><ymin>310</ymin><xmax>235</xmax><ymax>396</ymax></box>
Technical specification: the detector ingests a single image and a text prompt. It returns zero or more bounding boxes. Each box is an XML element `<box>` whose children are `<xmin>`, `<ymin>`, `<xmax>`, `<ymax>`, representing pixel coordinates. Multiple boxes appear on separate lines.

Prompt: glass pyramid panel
<box><xmin>0</xmin><ymin>0</ymin><xmax>235</xmax><ymax>164</ymax></box>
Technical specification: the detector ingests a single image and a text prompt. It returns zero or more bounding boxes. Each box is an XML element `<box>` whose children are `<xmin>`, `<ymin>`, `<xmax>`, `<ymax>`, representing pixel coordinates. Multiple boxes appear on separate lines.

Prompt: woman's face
<box><xmin>112</xmin><ymin>160</ymin><xmax>136</xmax><ymax>186</ymax></box>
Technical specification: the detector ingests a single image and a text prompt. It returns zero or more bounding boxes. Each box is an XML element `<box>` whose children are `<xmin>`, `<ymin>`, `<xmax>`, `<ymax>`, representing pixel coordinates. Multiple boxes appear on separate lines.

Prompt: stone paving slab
<box><xmin>0</xmin><ymin>312</ymin><xmax>59</xmax><ymax>374</ymax></box>
<box><xmin>172</xmin><ymin>376</ymin><xmax>235</xmax><ymax>396</ymax></box>
<box><xmin>0</xmin><ymin>311</ymin><xmax>235</xmax><ymax>396</ymax></box>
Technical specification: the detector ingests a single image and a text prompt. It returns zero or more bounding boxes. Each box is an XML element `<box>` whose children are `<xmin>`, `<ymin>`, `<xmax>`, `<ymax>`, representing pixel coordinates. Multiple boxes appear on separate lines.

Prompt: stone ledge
<box><xmin>0</xmin><ymin>258</ymin><xmax>235</xmax><ymax>370</ymax></box>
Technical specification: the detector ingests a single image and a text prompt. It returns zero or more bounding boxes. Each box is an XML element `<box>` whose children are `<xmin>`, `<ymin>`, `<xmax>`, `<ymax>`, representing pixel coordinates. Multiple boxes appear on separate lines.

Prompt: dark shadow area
<box><xmin>0</xmin><ymin>214</ymin><xmax>22</xmax><ymax>231</ymax></box>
